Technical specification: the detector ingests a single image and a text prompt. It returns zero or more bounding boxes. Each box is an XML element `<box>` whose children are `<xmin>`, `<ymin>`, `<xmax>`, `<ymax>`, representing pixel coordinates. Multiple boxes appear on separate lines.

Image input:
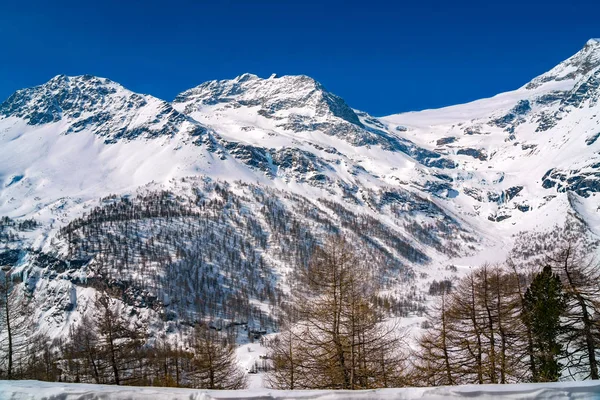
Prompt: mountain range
<box><xmin>1</xmin><ymin>39</ymin><xmax>600</xmax><ymax>339</ymax></box>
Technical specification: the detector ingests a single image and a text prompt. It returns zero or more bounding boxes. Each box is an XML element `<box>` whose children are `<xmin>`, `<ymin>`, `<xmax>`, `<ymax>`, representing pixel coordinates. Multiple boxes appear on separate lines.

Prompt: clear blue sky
<box><xmin>1</xmin><ymin>0</ymin><xmax>598</xmax><ymax>116</ymax></box>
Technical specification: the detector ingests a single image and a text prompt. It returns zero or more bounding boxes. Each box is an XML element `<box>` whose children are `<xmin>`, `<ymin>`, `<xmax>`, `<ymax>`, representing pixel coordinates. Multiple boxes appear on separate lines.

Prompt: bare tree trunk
<box><xmin>107</xmin><ymin>325</ymin><xmax>120</xmax><ymax>385</ymax></box>
<box><xmin>481</xmin><ymin>267</ymin><xmax>497</xmax><ymax>383</ymax></box>
<box><xmin>493</xmin><ymin>269</ymin><xmax>508</xmax><ymax>384</ymax></box>
<box><xmin>561</xmin><ymin>248</ymin><xmax>599</xmax><ymax>380</ymax></box>
<box><xmin>4</xmin><ymin>289</ymin><xmax>12</xmax><ymax>380</ymax></box>
<box><xmin>440</xmin><ymin>292</ymin><xmax>454</xmax><ymax>385</ymax></box>
<box><xmin>468</xmin><ymin>276</ymin><xmax>484</xmax><ymax>384</ymax></box>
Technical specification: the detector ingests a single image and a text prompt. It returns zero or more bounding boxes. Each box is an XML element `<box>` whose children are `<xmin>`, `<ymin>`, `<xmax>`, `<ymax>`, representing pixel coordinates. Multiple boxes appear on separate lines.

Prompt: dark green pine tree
<box><xmin>522</xmin><ymin>265</ymin><xmax>566</xmax><ymax>382</ymax></box>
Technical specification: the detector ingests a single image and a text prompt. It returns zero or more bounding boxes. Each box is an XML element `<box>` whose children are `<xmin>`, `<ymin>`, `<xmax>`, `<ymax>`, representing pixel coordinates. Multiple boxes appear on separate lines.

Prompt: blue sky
<box><xmin>1</xmin><ymin>0</ymin><xmax>598</xmax><ymax>116</ymax></box>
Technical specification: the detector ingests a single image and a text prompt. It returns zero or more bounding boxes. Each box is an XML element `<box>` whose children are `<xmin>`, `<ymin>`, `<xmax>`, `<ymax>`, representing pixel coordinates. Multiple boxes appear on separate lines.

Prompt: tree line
<box><xmin>50</xmin><ymin>179</ymin><xmax>431</xmax><ymax>333</ymax></box>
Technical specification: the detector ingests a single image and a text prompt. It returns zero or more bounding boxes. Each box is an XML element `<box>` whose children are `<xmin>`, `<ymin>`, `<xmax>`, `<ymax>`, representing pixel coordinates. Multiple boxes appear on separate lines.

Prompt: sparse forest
<box><xmin>412</xmin><ymin>217</ymin><xmax>600</xmax><ymax>385</ymax></box>
<box><xmin>49</xmin><ymin>179</ymin><xmax>444</xmax><ymax>333</ymax></box>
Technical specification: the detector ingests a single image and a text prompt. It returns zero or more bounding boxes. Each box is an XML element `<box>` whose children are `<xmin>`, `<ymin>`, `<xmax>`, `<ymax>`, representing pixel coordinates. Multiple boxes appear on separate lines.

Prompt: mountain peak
<box><xmin>0</xmin><ymin>74</ymin><xmax>206</xmax><ymax>143</ymax></box>
<box><xmin>44</xmin><ymin>74</ymin><xmax>116</xmax><ymax>89</ymax></box>
<box><xmin>174</xmin><ymin>73</ymin><xmax>362</xmax><ymax>126</ymax></box>
<box><xmin>234</xmin><ymin>73</ymin><xmax>260</xmax><ymax>83</ymax></box>
<box><xmin>0</xmin><ymin>74</ymin><xmax>128</xmax><ymax>125</ymax></box>
<box><xmin>525</xmin><ymin>39</ymin><xmax>600</xmax><ymax>90</ymax></box>
<box><xmin>586</xmin><ymin>38</ymin><xmax>600</xmax><ymax>46</ymax></box>
<box><xmin>48</xmin><ymin>74</ymin><xmax>69</xmax><ymax>84</ymax></box>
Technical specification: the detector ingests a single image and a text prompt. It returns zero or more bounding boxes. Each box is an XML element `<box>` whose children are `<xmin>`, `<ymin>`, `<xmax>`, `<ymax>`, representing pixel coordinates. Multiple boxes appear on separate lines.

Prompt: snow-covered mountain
<box><xmin>1</xmin><ymin>40</ymin><xmax>600</xmax><ymax>340</ymax></box>
<box><xmin>384</xmin><ymin>38</ymin><xmax>600</xmax><ymax>232</ymax></box>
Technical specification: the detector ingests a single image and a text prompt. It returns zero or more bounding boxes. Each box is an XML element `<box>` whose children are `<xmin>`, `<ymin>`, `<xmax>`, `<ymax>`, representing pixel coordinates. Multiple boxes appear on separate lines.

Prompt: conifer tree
<box><xmin>265</xmin><ymin>327</ymin><xmax>306</xmax><ymax>389</ymax></box>
<box><xmin>412</xmin><ymin>289</ymin><xmax>456</xmax><ymax>386</ymax></box>
<box><xmin>549</xmin><ymin>243</ymin><xmax>600</xmax><ymax>380</ymax></box>
<box><xmin>512</xmin><ymin>220</ymin><xmax>600</xmax><ymax>380</ymax></box>
<box><xmin>63</xmin><ymin>315</ymin><xmax>103</xmax><ymax>383</ymax></box>
<box><xmin>522</xmin><ymin>265</ymin><xmax>566</xmax><ymax>382</ymax></box>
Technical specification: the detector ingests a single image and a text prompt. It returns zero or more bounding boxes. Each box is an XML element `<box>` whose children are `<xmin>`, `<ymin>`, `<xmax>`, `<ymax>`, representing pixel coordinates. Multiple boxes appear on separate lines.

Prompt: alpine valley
<box><xmin>2</xmin><ymin>39</ymin><xmax>600</xmax><ymax>358</ymax></box>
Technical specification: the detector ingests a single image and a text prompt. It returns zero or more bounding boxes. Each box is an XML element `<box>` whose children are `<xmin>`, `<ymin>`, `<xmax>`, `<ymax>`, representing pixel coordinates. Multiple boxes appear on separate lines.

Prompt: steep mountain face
<box><xmin>1</xmin><ymin>40</ymin><xmax>600</xmax><ymax>341</ymax></box>
<box><xmin>175</xmin><ymin>73</ymin><xmax>364</xmax><ymax>127</ymax></box>
<box><xmin>25</xmin><ymin>178</ymin><xmax>463</xmax><ymax>335</ymax></box>
<box><xmin>173</xmin><ymin>73</ymin><xmax>455</xmax><ymax>170</ymax></box>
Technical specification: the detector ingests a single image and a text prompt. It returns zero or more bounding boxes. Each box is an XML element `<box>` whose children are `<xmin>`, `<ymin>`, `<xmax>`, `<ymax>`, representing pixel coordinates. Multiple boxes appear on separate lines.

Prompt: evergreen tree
<box><xmin>510</xmin><ymin>220</ymin><xmax>600</xmax><ymax>380</ymax></box>
<box><xmin>522</xmin><ymin>265</ymin><xmax>566</xmax><ymax>382</ymax></box>
<box><xmin>548</xmin><ymin>242</ymin><xmax>600</xmax><ymax>380</ymax></box>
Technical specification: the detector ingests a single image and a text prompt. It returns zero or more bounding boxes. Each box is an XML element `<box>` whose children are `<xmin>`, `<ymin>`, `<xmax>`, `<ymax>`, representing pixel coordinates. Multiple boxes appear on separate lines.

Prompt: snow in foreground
<box><xmin>1</xmin><ymin>380</ymin><xmax>600</xmax><ymax>400</ymax></box>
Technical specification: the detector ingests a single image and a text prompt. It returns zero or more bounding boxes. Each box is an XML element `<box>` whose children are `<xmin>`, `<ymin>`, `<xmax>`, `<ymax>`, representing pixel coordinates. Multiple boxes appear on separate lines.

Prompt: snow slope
<box><xmin>2</xmin><ymin>380</ymin><xmax>600</xmax><ymax>400</ymax></box>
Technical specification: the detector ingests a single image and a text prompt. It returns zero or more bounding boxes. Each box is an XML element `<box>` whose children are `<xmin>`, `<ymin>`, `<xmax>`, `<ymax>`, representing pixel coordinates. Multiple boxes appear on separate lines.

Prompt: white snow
<box><xmin>1</xmin><ymin>380</ymin><xmax>600</xmax><ymax>399</ymax></box>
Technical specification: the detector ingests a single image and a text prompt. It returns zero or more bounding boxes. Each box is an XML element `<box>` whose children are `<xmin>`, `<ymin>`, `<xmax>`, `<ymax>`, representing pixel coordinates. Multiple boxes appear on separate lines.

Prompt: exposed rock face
<box><xmin>542</xmin><ymin>167</ymin><xmax>600</xmax><ymax>198</ymax></box>
<box><xmin>490</xmin><ymin>100</ymin><xmax>531</xmax><ymax>130</ymax></box>
<box><xmin>457</xmin><ymin>148</ymin><xmax>488</xmax><ymax>161</ymax></box>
